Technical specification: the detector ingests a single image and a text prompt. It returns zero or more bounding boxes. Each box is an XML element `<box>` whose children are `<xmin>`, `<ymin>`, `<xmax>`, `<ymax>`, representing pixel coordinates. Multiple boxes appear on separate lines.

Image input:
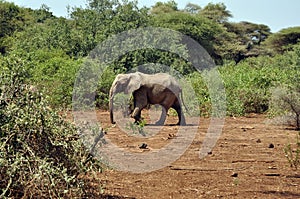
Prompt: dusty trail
<box><xmin>91</xmin><ymin>111</ymin><xmax>300</xmax><ymax>198</ymax></box>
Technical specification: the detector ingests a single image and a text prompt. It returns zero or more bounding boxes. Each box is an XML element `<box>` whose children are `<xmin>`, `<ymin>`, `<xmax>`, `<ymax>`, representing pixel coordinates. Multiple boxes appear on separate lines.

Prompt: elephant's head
<box><xmin>109</xmin><ymin>73</ymin><xmax>142</xmax><ymax>124</ymax></box>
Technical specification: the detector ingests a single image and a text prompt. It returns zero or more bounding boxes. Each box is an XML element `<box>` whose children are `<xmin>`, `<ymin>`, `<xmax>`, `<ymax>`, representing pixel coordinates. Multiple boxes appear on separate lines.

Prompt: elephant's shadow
<box><xmin>145</xmin><ymin>123</ymin><xmax>195</xmax><ymax>127</ymax></box>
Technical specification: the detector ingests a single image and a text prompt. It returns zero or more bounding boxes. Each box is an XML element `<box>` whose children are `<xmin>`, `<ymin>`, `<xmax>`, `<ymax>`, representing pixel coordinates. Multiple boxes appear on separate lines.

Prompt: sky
<box><xmin>8</xmin><ymin>0</ymin><xmax>300</xmax><ymax>33</ymax></box>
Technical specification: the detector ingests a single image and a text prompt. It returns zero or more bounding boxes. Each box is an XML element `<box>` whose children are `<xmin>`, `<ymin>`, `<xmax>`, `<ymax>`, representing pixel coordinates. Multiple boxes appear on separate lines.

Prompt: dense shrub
<box><xmin>268</xmin><ymin>43</ymin><xmax>300</xmax><ymax>129</ymax></box>
<box><xmin>0</xmin><ymin>56</ymin><xmax>102</xmax><ymax>198</ymax></box>
<box><xmin>25</xmin><ymin>49</ymin><xmax>82</xmax><ymax>108</ymax></box>
<box><xmin>187</xmin><ymin>72</ymin><xmax>211</xmax><ymax>117</ymax></box>
<box><xmin>219</xmin><ymin>58</ymin><xmax>277</xmax><ymax>116</ymax></box>
<box><xmin>284</xmin><ymin>131</ymin><xmax>300</xmax><ymax>169</ymax></box>
<box><xmin>222</xmin><ymin>56</ymin><xmax>298</xmax><ymax>116</ymax></box>
<box><xmin>187</xmin><ymin>58</ymin><xmax>276</xmax><ymax>116</ymax></box>
<box><xmin>188</xmin><ymin>47</ymin><xmax>300</xmax><ymax>117</ymax></box>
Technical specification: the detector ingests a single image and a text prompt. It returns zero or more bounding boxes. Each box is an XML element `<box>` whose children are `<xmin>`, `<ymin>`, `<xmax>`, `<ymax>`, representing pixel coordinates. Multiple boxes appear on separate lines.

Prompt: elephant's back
<box><xmin>148</xmin><ymin>73</ymin><xmax>181</xmax><ymax>93</ymax></box>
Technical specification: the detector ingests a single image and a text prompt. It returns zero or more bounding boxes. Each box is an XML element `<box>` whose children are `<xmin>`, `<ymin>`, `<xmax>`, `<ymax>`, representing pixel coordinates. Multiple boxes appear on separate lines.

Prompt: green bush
<box><xmin>186</xmin><ymin>72</ymin><xmax>211</xmax><ymax>117</ymax></box>
<box><xmin>268</xmin><ymin>43</ymin><xmax>300</xmax><ymax>129</ymax></box>
<box><xmin>0</xmin><ymin>56</ymin><xmax>102</xmax><ymax>198</ymax></box>
<box><xmin>27</xmin><ymin>49</ymin><xmax>82</xmax><ymax>108</ymax></box>
<box><xmin>219</xmin><ymin>57</ymin><xmax>284</xmax><ymax>116</ymax></box>
<box><xmin>285</xmin><ymin>131</ymin><xmax>300</xmax><ymax>169</ymax></box>
<box><xmin>96</xmin><ymin>67</ymin><xmax>117</xmax><ymax>109</ymax></box>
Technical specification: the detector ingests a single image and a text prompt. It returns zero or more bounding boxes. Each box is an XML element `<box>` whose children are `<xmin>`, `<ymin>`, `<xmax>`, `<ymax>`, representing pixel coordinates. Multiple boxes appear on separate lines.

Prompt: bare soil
<box><xmin>93</xmin><ymin>111</ymin><xmax>300</xmax><ymax>199</ymax></box>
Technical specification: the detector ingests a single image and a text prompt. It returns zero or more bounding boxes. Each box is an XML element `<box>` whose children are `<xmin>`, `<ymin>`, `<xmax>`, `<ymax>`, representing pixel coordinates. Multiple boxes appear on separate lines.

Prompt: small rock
<box><xmin>256</xmin><ymin>139</ymin><xmax>261</xmax><ymax>143</ymax></box>
<box><xmin>139</xmin><ymin>143</ymin><xmax>148</xmax><ymax>149</ymax></box>
<box><xmin>268</xmin><ymin>143</ymin><xmax>275</xmax><ymax>148</ymax></box>
<box><xmin>265</xmin><ymin>173</ymin><xmax>280</xmax><ymax>176</ymax></box>
<box><xmin>268</xmin><ymin>166</ymin><xmax>277</xmax><ymax>170</ymax></box>
<box><xmin>241</xmin><ymin>126</ymin><xmax>255</xmax><ymax>131</ymax></box>
<box><xmin>231</xmin><ymin>172</ymin><xmax>238</xmax><ymax>177</ymax></box>
<box><xmin>168</xmin><ymin>133</ymin><xmax>176</xmax><ymax>139</ymax></box>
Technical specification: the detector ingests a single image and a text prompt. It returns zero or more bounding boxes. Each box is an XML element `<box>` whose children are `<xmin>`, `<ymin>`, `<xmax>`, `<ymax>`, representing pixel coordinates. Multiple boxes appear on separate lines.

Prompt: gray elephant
<box><xmin>109</xmin><ymin>72</ymin><xmax>186</xmax><ymax>125</ymax></box>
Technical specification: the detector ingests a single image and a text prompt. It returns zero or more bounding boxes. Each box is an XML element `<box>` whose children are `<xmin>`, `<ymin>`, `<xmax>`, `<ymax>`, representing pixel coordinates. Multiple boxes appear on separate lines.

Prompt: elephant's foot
<box><xmin>134</xmin><ymin>120</ymin><xmax>140</xmax><ymax>125</ymax></box>
<box><xmin>134</xmin><ymin>117</ymin><xmax>145</xmax><ymax>124</ymax></box>
<box><xmin>155</xmin><ymin>120</ymin><xmax>165</xmax><ymax>126</ymax></box>
<box><xmin>177</xmin><ymin>121</ymin><xmax>186</xmax><ymax>126</ymax></box>
<box><xmin>177</xmin><ymin>117</ymin><xmax>186</xmax><ymax>126</ymax></box>
<box><xmin>132</xmin><ymin>114</ymin><xmax>143</xmax><ymax>124</ymax></box>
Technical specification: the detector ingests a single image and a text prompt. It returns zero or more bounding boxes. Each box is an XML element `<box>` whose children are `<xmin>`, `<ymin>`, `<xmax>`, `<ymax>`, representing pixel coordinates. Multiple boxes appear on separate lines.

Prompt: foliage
<box><xmin>265</xmin><ymin>26</ymin><xmax>300</xmax><ymax>53</ymax></box>
<box><xmin>96</xmin><ymin>67</ymin><xmax>117</xmax><ymax>108</ymax></box>
<box><xmin>126</xmin><ymin>120</ymin><xmax>147</xmax><ymax>136</ymax></box>
<box><xmin>284</xmin><ymin>131</ymin><xmax>300</xmax><ymax>169</ymax></box>
<box><xmin>224</xmin><ymin>21</ymin><xmax>272</xmax><ymax>63</ymax></box>
<box><xmin>151</xmin><ymin>10</ymin><xmax>224</xmax><ymax>64</ymax></box>
<box><xmin>0</xmin><ymin>0</ymin><xmax>26</xmax><ymax>54</ymax></box>
<box><xmin>29</xmin><ymin>49</ymin><xmax>82</xmax><ymax>107</ymax></box>
<box><xmin>0</xmin><ymin>0</ymin><xmax>24</xmax><ymax>37</ymax></box>
<box><xmin>186</xmin><ymin>72</ymin><xmax>211</xmax><ymax>117</ymax></box>
<box><xmin>220</xmin><ymin>58</ymin><xmax>272</xmax><ymax>115</ymax></box>
<box><xmin>69</xmin><ymin>0</ymin><xmax>149</xmax><ymax>57</ymax></box>
<box><xmin>2</xmin><ymin>50</ymin><xmax>82</xmax><ymax>108</ymax></box>
<box><xmin>0</xmin><ymin>0</ymin><xmax>300</xmax><ymax>113</ymax></box>
<box><xmin>2</xmin><ymin>0</ymin><xmax>300</xmax><ymax>196</ymax></box>
<box><xmin>268</xmin><ymin>43</ymin><xmax>300</xmax><ymax>129</ymax></box>
<box><xmin>150</xmin><ymin>0</ymin><xmax>178</xmax><ymax>14</ymax></box>
<box><xmin>188</xmin><ymin>58</ymin><xmax>274</xmax><ymax>116</ymax></box>
<box><xmin>0</xmin><ymin>56</ymin><xmax>102</xmax><ymax>198</ymax></box>
<box><xmin>199</xmin><ymin>3</ymin><xmax>232</xmax><ymax>24</ymax></box>
<box><xmin>270</xmin><ymin>86</ymin><xmax>300</xmax><ymax>129</ymax></box>
<box><xmin>183</xmin><ymin>3</ymin><xmax>201</xmax><ymax>14</ymax></box>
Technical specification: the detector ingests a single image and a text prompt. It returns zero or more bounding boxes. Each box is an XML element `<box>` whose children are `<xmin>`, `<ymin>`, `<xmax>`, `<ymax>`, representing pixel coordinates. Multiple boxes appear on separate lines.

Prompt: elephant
<box><xmin>109</xmin><ymin>72</ymin><xmax>186</xmax><ymax>125</ymax></box>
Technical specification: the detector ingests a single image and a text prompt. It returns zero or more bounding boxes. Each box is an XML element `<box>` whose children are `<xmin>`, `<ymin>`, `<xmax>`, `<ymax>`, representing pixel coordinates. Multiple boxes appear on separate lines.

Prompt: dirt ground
<box><xmin>91</xmin><ymin>110</ymin><xmax>300</xmax><ymax>199</ymax></box>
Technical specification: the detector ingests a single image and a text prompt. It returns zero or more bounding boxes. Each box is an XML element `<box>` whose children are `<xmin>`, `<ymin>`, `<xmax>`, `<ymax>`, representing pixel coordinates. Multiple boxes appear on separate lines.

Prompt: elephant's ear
<box><xmin>125</xmin><ymin>73</ymin><xmax>141</xmax><ymax>94</ymax></box>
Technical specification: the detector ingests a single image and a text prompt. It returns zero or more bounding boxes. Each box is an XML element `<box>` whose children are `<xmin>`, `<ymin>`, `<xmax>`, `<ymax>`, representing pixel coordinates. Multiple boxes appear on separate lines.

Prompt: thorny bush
<box><xmin>0</xmin><ymin>56</ymin><xmax>102</xmax><ymax>198</ymax></box>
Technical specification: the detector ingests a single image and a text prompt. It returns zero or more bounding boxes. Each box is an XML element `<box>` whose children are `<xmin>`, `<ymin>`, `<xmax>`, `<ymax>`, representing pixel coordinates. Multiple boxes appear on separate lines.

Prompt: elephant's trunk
<box><xmin>109</xmin><ymin>86</ymin><xmax>116</xmax><ymax>124</ymax></box>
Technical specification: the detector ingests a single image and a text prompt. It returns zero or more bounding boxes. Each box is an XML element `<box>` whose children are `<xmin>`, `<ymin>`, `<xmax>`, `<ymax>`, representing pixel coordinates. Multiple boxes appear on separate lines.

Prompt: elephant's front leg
<box><xmin>155</xmin><ymin>106</ymin><xmax>168</xmax><ymax>125</ymax></box>
<box><xmin>131</xmin><ymin>107</ymin><xmax>142</xmax><ymax>123</ymax></box>
<box><xmin>131</xmin><ymin>91</ymin><xmax>147</xmax><ymax>124</ymax></box>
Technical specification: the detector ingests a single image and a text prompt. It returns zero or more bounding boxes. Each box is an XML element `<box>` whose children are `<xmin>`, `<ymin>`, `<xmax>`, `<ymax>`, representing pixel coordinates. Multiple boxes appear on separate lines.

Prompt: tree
<box><xmin>70</xmin><ymin>0</ymin><xmax>149</xmax><ymax>56</ymax></box>
<box><xmin>0</xmin><ymin>1</ymin><xmax>25</xmax><ymax>54</ymax></box>
<box><xmin>184</xmin><ymin>3</ymin><xmax>201</xmax><ymax>14</ymax></box>
<box><xmin>9</xmin><ymin>16</ymin><xmax>78</xmax><ymax>56</ymax></box>
<box><xmin>108</xmin><ymin>1</ymin><xmax>150</xmax><ymax>33</ymax></box>
<box><xmin>224</xmin><ymin>21</ymin><xmax>272</xmax><ymax>63</ymax></box>
<box><xmin>151</xmin><ymin>11</ymin><xmax>224</xmax><ymax>64</ymax></box>
<box><xmin>199</xmin><ymin>3</ymin><xmax>232</xmax><ymax>24</ymax></box>
<box><xmin>32</xmin><ymin>4</ymin><xmax>55</xmax><ymax>23</ymax></box>
<box><xmin>228</xmin><ymin>22</ymin><xmax>271</xmax><ymax>45</ymax></box>
<box><xmin>150</xmin><ymin>0</ymin><xmax>178</xmax><ymax>15</ymax></box>
<box><xmin>265</xmin><ymin>27</ymin><xmax>300</xmax><ymax>53</ymax></box>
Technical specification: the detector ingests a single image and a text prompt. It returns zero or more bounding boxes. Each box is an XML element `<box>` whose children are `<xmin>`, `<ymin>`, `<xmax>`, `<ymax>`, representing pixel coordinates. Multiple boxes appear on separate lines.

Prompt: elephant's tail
<box><xmin>180</xmin><ymin>91</ymin><xmax>190</xmax><ymax>115</ymax></box>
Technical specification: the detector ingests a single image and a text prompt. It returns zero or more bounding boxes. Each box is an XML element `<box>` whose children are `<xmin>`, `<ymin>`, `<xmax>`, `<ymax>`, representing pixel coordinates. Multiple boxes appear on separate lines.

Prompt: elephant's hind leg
<box><xmin>172</xmin><ymin>100</ymin><xmax>186</xmax><ymax>126</ymax></box>
<box><xmin>155</xmin><ymin>106</ymin><xmax>168</xmax><ymax>126</ymax></box>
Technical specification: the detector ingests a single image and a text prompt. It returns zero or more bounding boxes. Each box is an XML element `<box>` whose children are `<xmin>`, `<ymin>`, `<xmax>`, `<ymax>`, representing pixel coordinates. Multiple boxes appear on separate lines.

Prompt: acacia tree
<box><xmin>150</xmin><ymin>0</ymin><xmax>178</xmax><ymax>14</ymax></box>
<box><xmin>224</xmin><ymin>21</ymin><xmax>272</xmax><ymax>63</ymax></box>
<box><xmin>199</xmin><ymin>3</ymin><xmax>232</xmax><ymax>24</ymax></box>
<box><xmin>151</xmin><ymin>6</ymin><xmax>225</xmax><ymax>65</ymax></box>
<box><xmin>265</xmin><ymin>27</ymin><xmax>300</xmax><ymax>54</ymax></box>
<box><xmin>183</xmin><ymin>3</ymin><xmax>201</xmax><ymax>14</ymax></box>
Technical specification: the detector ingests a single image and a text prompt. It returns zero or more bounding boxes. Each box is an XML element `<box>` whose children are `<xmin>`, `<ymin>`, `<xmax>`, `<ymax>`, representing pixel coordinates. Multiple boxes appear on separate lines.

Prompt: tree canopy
<box><xmin>1</xmin><ymin>0</ymin><xmax>299</xmax><ymax>63</ymax></box>
<box><xmin>0</xmin><ymin>0</ymin><xmax>299</xmax><ymax>107</ymax></box>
